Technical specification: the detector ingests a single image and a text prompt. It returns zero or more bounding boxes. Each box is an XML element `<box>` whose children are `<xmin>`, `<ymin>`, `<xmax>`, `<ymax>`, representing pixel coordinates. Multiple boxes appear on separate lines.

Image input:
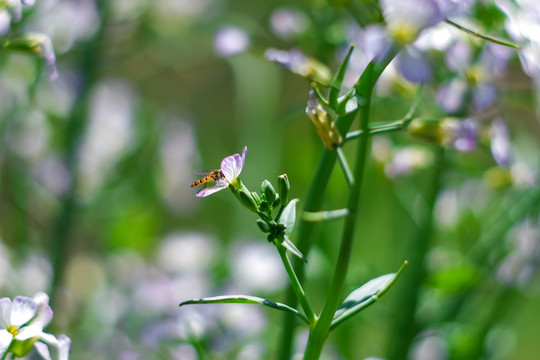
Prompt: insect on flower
<box><xmin>191</xmin><ymin>169</ymin><xmax>226</xmax><ymax>188</ymax></box>
<box><xmin>191</xmin><ymin>146</ymin><xmax>247</xmax><ymax>197</ymax></box>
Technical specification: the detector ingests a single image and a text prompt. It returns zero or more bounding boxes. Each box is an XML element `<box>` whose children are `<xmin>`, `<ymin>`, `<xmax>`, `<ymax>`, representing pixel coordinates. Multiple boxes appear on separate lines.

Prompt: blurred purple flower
<box><xmin>395</xmin><ymin>46</ymin><xmax>432</xmax><ymax>83</ymax></box>
<box><xmin>437</xmin><ymin>42</ymin><xmax>511</xmax><ymax>112</ymax></box>
<box><xmin>269</xmin><ymin>7</ymin><xmax>308</xmax><ymax>40</ymax></box>
<box><xmin>214</xmin><ymin>26</ymin><xmax>250</xmax><ymax>57</ymax></box>
<box><xmin>195</xmin><ymin>147</ymin><xmax>247</xmax><ymax>197</ymax></box>
<box><xmin>490</xmin><ymin>118</ymin><xmax>513</xmax><ymax>167</ymax></box>
<box><xmin>439</xmin><ymin>117</ymin><xmax>478</xmax><ymax>152</ymax></box>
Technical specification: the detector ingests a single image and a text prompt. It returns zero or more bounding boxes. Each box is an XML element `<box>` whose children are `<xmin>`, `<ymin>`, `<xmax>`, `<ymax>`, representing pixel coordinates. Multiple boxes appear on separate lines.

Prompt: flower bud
<box><xmin>256</xmin><ymin>219</ymin><xmax>271</xmax><ymax>233</ymax></box>
<box><xmin>407</xmin><ymin>117</ymin><xmax>441</xmax><ymax>144</ymax></box>
<box><xmin>238</xmin><ymin>188</ymin><xmax>259</xmax><ymax>212</ymax></box>
<box><xmin>278</xmin><ymin>174</ymin><xmax>290</xmax><ymax>205</ymax></box>
<box><xmin>261</xmin><ymin>180</ymin><xmax>277</xmax><ymax>203</ymax></box>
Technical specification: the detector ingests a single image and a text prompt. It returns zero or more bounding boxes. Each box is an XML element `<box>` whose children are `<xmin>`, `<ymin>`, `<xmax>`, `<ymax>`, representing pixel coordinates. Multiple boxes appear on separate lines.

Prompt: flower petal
<box><xmin>11</xmin><ymin>296</ymin><xmax>36</xmax><ymax>327</ymax></box>
<box><xmin>0</xmin><ymin>329</ymin><xmax>13</xmax><ymax>358</ymax></box>
<box><xmin>0</xmin><ymin>298</ymin><xmax>12</xmax><ymax>328</ymax></box>
<box><xmin>32</xmin><ymin>304</ymin><xmax>53</xmax><ymax>329</ymax></box>
<box><xmin>16</xmin><ymin>323</ymin><xmax>43</xmax><ymax>340</ymax></box>
<box><xmin>58</xmin><ymin>335</ymin><xmax>72</xmax><ymax>360</ymax></box>
<box><xmin>196</xmin><ymin>183</ymin><xmax>228</xmax><ymax>197</ymax></box>
<box><xmin>395</xmin><ymin>47</ymin><xmax>431</xmax><ymax>83</ymax></box>
<box><xmin>221</xmin><ymin>147</ymin><xmax>247</xmax><ymax>183</ymax></box>
<box><xmin>34</xmin><ymin>341</ymin><xmax>52</xmax><ymax>360</ymax></box>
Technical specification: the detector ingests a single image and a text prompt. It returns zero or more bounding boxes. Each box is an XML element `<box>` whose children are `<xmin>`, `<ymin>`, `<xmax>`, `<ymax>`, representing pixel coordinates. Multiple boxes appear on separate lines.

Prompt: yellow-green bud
<box><xmin>306</xmin><ymin>89</ymin><xmax>343</xmax><ymax>149</ymax></box>
<box><xmin>408</xmin><ymin>117</ymin><xmax>441</xmax><ymax>144</ymax></box>
<box><xmin>278</xmin><ymin>174</ymin><xmax>290</xmax><ymax>205</ymax></box>
<box><xmin>239</xmin><ymin>188</ymin><xmax>259</xmax><ymax>212</ymax></box>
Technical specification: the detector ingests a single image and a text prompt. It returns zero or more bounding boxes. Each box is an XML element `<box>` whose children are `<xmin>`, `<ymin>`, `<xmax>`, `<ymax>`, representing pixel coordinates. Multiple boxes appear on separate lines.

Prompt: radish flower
<box><xmin>195</xmin><ymin>146</ymin><xmax>247</xmax><ymax>197</ymax></box>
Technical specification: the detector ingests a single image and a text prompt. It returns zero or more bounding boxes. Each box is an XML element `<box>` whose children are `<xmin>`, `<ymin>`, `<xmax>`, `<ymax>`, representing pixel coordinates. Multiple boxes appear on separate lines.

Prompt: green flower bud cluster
<box><xmin>256</xmin><ymin>219</ymin><xmax>287</xmax><ymax>243</ymax></box>
<box><xmin>232</xmin><ymin>173</ymin><xmax>303</xmax><ymax>259</ymax></box>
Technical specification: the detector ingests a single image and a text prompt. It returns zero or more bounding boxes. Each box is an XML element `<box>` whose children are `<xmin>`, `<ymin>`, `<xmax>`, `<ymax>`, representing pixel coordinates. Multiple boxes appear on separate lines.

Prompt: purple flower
<box><xmin>437</xmin><ymin>42</ymin><xmax>511</xmax><ymax>112</ymax></box>
<box><xmin>439</xmin><ymin>117</ymin><xmax>478</xmax><ymax>152</ymax></box>
<box><xmin>195</xmin><ymin>147</ymin><xmax>247</xmax><ymax>197</ymax></box>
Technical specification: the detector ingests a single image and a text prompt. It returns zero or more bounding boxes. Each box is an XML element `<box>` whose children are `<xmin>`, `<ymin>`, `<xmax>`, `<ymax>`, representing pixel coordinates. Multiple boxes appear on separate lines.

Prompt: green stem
<box><xmin>276</xmin><ymin>242</ymin><xmax>316</xmax><ymax>325</ymax></box>
<box><xmin>303</xmin><ymin>62</ymin><xmax>376</xmax><ymax>360</ymax></box>
<box><xmin>445</xmin><ymin>19</ymin><xmax>520</xmax><ymax>49</ymax></box>
<box><xmin>278</xmin><ymin>52</ymin><xmax>397</xmax><ymax>360</ymax></box>
<box><xmin>277</xmin><ymin>148</ymin><xmax>337</xmax><ymax>360</ymax></box>
<box><xmin>386</xmin><ymin>147</ymin><xmax>445</xmax><ymax>360</ymax></box>
<box><xmin>336</xmin><ymin>146</ymin><xmax>354</xmax><ymax>188</ymax></box>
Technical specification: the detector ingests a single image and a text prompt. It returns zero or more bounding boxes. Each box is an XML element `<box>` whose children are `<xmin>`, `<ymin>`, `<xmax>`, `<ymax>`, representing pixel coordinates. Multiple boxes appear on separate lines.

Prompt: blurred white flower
<box><xmin>157</xmin><ymin>232</ymin><xmax>216</xmax><ymax>274</ymax></box>
<box><xmin>410</xmin><ymin>334</ymin><xmax>448</xmax><ymax>360</ymax></box>
<box><xmin>229</xmin><ymin>240</ymin><xmax>287</xmax><ymax>293</ymax></box>
<box><xmin>214</xmin><ymin>26</ymin><xmax>250</xmax><ymax>57</ymax></box>
<box><xmin>384</xmin><ymin>146</ymin><xmax>434</xmax><ymax>178</ymax></box>
<box><xmin>36</xmin><ymin>0</ymin><xmax>99</xmax><ymax>54</ymax></box>
<box><xmin>80</xmin><ymin>80</ymin><xmax>135</xmax><ymax>194</ymax></box>
<box><xmin>220</xmin><ymin>303</ymin><xmax>266</xmax><ymax>337</ymax></box>
<box><xmin>34</xmin><ymin>156</ymin><xmax>72</xmax><ymax>197</ymax></box>
<box><xmin>158</xmin><ymin>115</ymin><xmax>198</xmax><ymax>214</ymax></box>
<box><xmin>0</xmin><ymin>11</ymin><xmax>10</xmax><ymax>36</ymax></box>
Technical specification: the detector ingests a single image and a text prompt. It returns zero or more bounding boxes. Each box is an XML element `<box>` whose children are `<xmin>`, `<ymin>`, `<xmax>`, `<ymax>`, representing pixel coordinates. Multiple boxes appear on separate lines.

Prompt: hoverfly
<box><xmin>190</xmin><ymin>169</ymin><xmax>225</xmax><ymax>188</ymax></box>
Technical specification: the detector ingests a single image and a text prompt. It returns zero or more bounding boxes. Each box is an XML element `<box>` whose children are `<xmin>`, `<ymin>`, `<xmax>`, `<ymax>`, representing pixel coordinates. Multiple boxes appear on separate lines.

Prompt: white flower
<box><xmin>0</xmin><ymin>293</ymin><xmax>71</xmax><ymax>359</ymax></box>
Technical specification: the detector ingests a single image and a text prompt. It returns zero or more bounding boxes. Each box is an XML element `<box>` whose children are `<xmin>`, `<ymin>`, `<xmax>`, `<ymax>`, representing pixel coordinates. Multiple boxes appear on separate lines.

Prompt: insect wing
<box><xmin>194</xmin><ymin>169</ymin><xmax>212</xmax><ymax>175</ymax></box>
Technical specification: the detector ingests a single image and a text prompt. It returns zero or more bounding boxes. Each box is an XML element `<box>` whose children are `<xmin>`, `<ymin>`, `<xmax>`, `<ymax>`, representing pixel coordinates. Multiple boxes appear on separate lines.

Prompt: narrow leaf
<box><xmin>279</xmin><ymin>199</ymin><xmax>299</xmax><ymax>237</ymax></box>
<box><xmin>331</xmin><ymin>261</ymin><xmax>407</xmax><ymax>330</ymax></box>
<box><xmin>180</xmin><ymin>294</ymin><xmax>308</xmax><ymax>324</ymax></box>
<box><xmin>281</xmin><ymin>236</ymin><xmax>306</xmax><ymax>263</ymax></box>
<box><xmin>329</xmin><ymin>45</ymin><xmax>355</xmax><ymax>109</ymax></box>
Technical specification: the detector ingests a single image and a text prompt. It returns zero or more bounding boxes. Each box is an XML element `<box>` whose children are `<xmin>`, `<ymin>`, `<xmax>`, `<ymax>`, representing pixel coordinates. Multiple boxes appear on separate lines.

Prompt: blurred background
<box><xmin>1</xmin><ymin>0</ymin><xmax>540</xmax><ymax>359</ymax></box>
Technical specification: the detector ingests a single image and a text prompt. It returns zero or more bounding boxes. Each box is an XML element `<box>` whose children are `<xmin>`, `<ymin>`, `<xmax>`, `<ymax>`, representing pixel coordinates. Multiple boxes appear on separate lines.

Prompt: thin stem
<box><xmin>276</xmin><ymin>242</ymin><xmax>317</xmax><ymax>325</ymax></box>
<box><xmin>346</xmin><ymin>87</ymin><xmax>421</xmax><ymax>141</ymax></box>
<box><xmin>336</xmin><ymin>146</ymin><xmax>354</xmax><ymax>188</ymax></box>
<box><xmin>445</xmin><ymin>19</ymin><xmax>520</xmax><ymax>49</ymax></box>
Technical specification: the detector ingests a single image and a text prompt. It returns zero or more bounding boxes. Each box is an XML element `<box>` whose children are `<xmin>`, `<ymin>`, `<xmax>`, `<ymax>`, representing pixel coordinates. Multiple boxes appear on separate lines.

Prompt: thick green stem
<box><xmin>303</xmin><ymin>63</ymin><xmax>376</xmax><ymax>360</ymax></box>
<box><xmin>277</xmin><ymin>148</ymin><xmax>337</xmax><ymax>360</ymax></box>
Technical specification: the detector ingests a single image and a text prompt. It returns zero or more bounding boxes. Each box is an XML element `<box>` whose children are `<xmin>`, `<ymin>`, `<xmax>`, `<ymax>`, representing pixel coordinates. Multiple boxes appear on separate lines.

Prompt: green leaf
<box><xmin>329</xmin><ymin>45</ymin><xmax>354</xmax><ymax>109</ymax></box>
<box><xmin>331</xmin><ymin>262</ymin><xmax>407</xmax><ymax>330</ymax></box>
<box><xmin>179</xmin><ymin>295</ymin><xmax>308</xmax><ymax>324</ymax></box>
<box><xmin>279</xmin><ymin>199</ymin><xmax>299</xmax><ymax>237</ymax></box>
<box><xmin>281</xmin><ymin>235</ymin><xmax>306</xmax><ymax>262</ymax></box>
